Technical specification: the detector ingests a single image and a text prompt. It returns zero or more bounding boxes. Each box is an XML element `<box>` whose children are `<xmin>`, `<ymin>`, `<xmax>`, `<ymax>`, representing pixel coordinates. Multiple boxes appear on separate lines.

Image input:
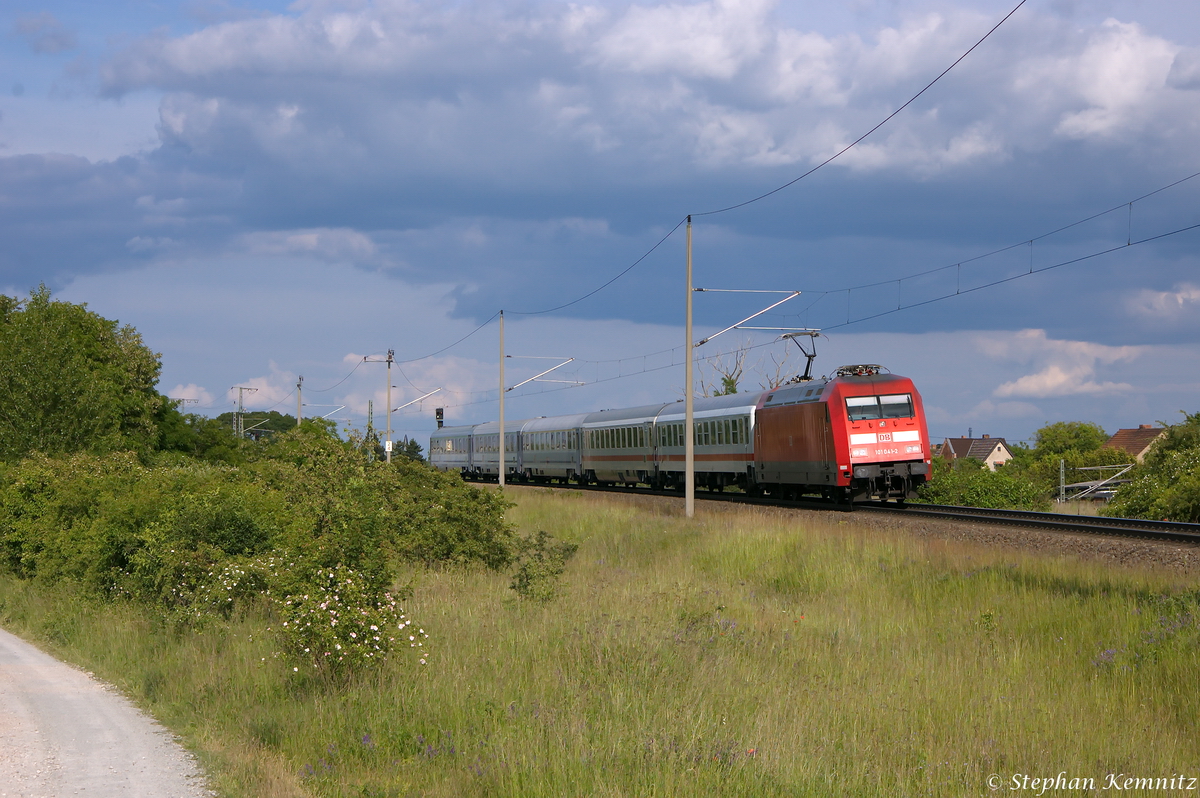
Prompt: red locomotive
<box><xmin>754</xmin><ymin>364</ymin><xmax>931</xmax><ymax>502</ymax></box>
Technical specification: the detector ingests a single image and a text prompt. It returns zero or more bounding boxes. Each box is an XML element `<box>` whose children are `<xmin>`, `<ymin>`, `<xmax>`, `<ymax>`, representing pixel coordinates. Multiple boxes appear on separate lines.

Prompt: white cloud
<box><xmin>980</xmin><ymin>329</ymin><xmax>1141</xmax><ymax>399</ymax></box>
<box><xmin>126</xmin><ymin>236</ymin><xmax>175</xmax><ymax>252</ymax></box>
<box><xmin>592</xmin><ymin>0</ymin><xmax>773</xmax><ymax>80</ymax></box>
<box><xmin>993</xmin><ymin>364</ymin><xmax>1133</xmax><ymax>398</ymax></box>
<box><xmin>235</xmin><ymin>362</ymin><xmax>299</xmax><ymax>410</ymax></box>
<box><xmin>166</xmin><ymin>383</ymin><xmax>215</xmax><ymax>406</ymax></box>
<box><xmin>976</xmin><ymin>329</ymin><xmax>1141</xmax><ymax>364</ymax></box>
<box><xmin>1127</xmin><ymin>282</ymin><xmax>1200</xmax><ymax>319</ymax></box>
<box><xmin>1168</xmin><ymin>48</ymin><xmax>1200</xmax><ymax>90</ymax></box>
<box><xmin>86</xmin><ymin>0</ymin><xmax>1200</xmax><ymax>181</ymax></box>
<box><xmin>240</xmin><ymin>228</ymin><xmax>379</xmax><ymax>262</ymax></box>
<box><xmin>1020</xmin><ymin>19</ymin><xmax>1180</xmax><ymax>139</ymax></box>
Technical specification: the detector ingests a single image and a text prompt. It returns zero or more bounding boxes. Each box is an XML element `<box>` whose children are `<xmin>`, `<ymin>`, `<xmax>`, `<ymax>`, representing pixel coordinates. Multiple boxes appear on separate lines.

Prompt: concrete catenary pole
<box><xmin>385</xmin><ymin>349</ymin><xmax>394</xmax><ymax>463</ymax></box>
<box><xmin>685</xmin><ymin>216</ymin><xmax>695</xmax><ymax>518</ymax></box>
<box><xmin>296</xmin><ymin>375</ymin><xmax>303</xmax><ymax>426</ymax></box>
<box><xmin>499</xmin><ymin>311</ymin><xmax>506</xmax><ymax>487</ymax></box>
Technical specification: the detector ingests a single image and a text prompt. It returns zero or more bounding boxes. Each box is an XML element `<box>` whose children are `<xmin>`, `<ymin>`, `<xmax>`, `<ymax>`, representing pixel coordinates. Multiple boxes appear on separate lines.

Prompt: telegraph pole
<box><xmin>296</xmin><ymin>375</ymin><xmax>303</xmax><ymax>426</ymax></box>
<box><xmin>499</xmin><ymin>310</ymin><xmax>506</xmax><ymax>487</ymax></box>
<box><xmin>385</xmin><ymin>349</ymin><xmax>394</xmax><ymax>463</ymax></box>
<box><xmin>685</xmin><ymin>216</ymin><xmax>695</xmax><ymax>518</ymax></box>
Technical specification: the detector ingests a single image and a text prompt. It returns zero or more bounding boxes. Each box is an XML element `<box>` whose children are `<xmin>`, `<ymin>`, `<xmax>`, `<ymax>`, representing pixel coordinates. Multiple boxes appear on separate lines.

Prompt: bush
<box><xmin>1104</xmin><ymin>412</ymin><xmax>1200</xmax><ymax>522</ymax></box>
<box><xmin>0</xmin><ymin>426</ymin><xmax>514</xmax><ymax>671</ymax></box>
<box><xmin>509</xmin><ymin>530</ymin><xmax>578</xmax><ymax>603</ymax></box>
<box><xmin>919</xmin><ymin>458</ymin><xmax>1047</xmax><ymax>510</ymax></box>
<box><xmin>276</xmin><ymin>563</ymin><xmax>427</xmax><ymax>675</ymax></box>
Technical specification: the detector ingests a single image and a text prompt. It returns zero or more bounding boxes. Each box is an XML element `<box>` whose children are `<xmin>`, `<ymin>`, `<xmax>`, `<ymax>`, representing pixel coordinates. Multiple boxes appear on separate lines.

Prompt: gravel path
<box><xmin>0</xmin><ymin>627</ymin><xmax>213</xmax><ymax>798</ymax></box>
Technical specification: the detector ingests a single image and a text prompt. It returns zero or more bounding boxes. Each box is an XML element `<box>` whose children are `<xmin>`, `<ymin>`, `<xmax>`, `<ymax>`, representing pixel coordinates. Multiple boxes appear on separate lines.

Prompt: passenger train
<box><xmin>429</xmin><ymin>364</ymin><xmax>931</xmax><ymax>502</ymax></box>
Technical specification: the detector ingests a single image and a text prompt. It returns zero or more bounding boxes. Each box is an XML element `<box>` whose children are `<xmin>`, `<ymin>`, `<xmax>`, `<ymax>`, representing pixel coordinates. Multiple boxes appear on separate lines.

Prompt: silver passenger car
<box><xmin>653</xmin><ymin>393</ymin><xmax>760</xmax><ymax>490</ymax></box>
<box><xmin>429</xmin><ymin>423</ymin><xmax>477</xmax><ymax>476</ymax></box>
<box><xmin>520</xmin><ymin>413</ymin><xmax>589</xmax><ymax>483</ymax></box>
<box><xmin>581</xmin><ymin>403</ymin><xmax>669</xmax><ymax>486</ymax></box>
<box><xmin>463</xmin><ymin>419</ymin><xmax>525</xmax><ymax>481</ymax></box>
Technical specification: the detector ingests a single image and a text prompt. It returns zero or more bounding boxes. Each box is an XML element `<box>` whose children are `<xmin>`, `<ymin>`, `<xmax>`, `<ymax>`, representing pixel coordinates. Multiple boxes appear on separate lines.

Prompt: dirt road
<box><xmin>0</xmin><ymin>627</ymin><xmax>212</xmax><ymax>798</ymax></box>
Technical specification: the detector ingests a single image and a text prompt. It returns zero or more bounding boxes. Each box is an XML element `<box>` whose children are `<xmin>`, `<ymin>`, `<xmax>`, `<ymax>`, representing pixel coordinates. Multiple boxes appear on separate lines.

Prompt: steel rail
<box><xmin>857</xmin><ymin>502</ymin><xmax>1200</xmax><ymax>544</ymax></box>
<box><xmin>479</xmin><ymin>477</ymin><xmax>1200</xmax><ymax>545</ymax></box>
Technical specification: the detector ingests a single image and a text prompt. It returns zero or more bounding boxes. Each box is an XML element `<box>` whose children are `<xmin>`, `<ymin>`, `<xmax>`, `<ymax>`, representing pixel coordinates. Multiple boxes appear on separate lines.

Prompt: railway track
<box><xmin>857</xmin><ymin>502</ymin><xmax>1200</xmax><ymax>544</ymax></box>
<box><xmin>493</xmin><ymin>479</ymin><xmax>1200</xmax><ymax>545</ymax></box>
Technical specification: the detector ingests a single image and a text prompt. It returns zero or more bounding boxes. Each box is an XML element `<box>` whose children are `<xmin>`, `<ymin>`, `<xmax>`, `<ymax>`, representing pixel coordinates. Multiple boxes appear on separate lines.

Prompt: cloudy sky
<box><xmin>3</xmin><ymin>0</ymin><xmax>1199</xmax><ymax>447</ymax></box>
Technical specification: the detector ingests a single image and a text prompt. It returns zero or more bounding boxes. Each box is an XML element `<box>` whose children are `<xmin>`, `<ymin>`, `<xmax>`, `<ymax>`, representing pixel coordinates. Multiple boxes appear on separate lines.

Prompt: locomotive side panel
<box><xmin>754</xmin><ymin>400</ymin><xmax>837</xmax><ymax>488</ymax></box>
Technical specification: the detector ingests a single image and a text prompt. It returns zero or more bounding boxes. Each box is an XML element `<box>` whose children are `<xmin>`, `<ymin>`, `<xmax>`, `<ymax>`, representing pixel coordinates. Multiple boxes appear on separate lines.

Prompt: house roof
<box><xmin>1103</xmin><ymin>425</ymin><xmax>1164</xmax><ymax>456</ymax></box>
<box><xmin>942</xmin><ymin>437</ymin><xmax>1012</xmax><ymax>461</ymax></box>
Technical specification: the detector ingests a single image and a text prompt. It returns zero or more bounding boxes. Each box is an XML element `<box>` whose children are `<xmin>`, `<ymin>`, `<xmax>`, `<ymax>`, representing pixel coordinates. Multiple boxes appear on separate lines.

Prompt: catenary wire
<box><xmin>508</xmin><ymin>219</ymin><xmax>687</xmax><ymax>316</ymax></box>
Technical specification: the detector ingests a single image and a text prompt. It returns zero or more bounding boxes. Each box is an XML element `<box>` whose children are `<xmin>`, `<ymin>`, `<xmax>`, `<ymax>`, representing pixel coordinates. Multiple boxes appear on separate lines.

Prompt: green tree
<box><xmin>214</xmin><ymin>410</ymin><xmax>298</xmax><ymax>440</ymax></box>
<box><xmin>0</xmin><ymin>286</ymin><xmax>166</xmax><ymax>462</ymax></box>
<box><xmin>1033</xmin><ymin>421</ymin><xmax>1108</xmax><ymax>458</ymax></box>
<box><xmin>394</xmin><ymin>436</ymin><xmax>425</xmax><ymax>463</ymax></box>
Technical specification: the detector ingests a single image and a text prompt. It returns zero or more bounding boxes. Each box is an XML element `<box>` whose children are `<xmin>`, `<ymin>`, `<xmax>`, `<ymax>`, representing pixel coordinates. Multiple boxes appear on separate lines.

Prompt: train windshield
<box><xmin>845</xmin><ymin>393</ymin><xmax>914</xmax><ymax>421</ymax></box>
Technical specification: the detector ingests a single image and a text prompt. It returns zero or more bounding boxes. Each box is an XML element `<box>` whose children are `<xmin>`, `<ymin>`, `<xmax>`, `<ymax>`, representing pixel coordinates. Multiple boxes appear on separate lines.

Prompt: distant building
<box><xmin>1102</xmin><ymin>425</ymin><xmax>1165</xmax><ymax>463</ymax></box>
<box><xmin>941</xmin><ymin>434</ymin><xmax>1013</xmax><ymax>471</ymax></box>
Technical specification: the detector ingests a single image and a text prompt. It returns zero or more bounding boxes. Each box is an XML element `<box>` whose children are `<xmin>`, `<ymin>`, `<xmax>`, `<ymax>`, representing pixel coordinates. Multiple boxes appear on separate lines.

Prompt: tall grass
<box><xmin>2</xmin><ymin>486</ymin><xmax>1198</xmax><ymax>796</ymax></box>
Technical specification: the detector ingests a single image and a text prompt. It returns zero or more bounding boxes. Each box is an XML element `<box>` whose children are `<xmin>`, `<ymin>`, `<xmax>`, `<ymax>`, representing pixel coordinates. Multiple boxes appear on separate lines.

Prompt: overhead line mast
<box><xmin>685</xmin><ymin>217</ymin><xmax>694</xmax><ymax>518</ymax></box>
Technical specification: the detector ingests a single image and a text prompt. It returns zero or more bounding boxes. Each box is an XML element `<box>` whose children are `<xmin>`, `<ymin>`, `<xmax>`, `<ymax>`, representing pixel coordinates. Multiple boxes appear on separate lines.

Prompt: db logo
<box><xmin>878</xmin><ymin>432</ymin><xmax>893</xmax><ymax>442</ymax></box>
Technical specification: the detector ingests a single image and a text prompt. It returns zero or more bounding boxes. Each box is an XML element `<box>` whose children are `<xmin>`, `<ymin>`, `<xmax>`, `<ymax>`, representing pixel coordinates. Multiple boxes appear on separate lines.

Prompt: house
<box><xmin>1102</xmin><ymin>425</ymin><xmax>1165</xmax><ymax>463</ymax></box>
<box><xmin>940</xmin><ymin>434</ymin><xmax>1013</xmax><ymax>471</ymax></box>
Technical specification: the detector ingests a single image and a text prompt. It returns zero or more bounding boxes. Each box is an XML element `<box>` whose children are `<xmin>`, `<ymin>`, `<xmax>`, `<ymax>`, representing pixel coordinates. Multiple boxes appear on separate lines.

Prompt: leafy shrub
<box><xmin>1105</xmin><ymin>449</ymin><xmax>1200</xmax><ymax>522</ymax></box>
<box><xmin>276</xmin><ymin>564</ymin><xmax>427</xmax><ymax>674</ymax></box>
<box><xmin>0</xmin><ymin>429</ymin><xmax>513</xmax><ymax>589</ymax></box>
<box><xmin>0</xmin><ymin>426</ymin><xmax>513</xmax><ymax>671</ymax></box>
<box><xmin>1103</xmin><ymin>412</ymin><xmax>1200</xmax><ymax>522</ymax></box>
<box><xmin>509</xmin><ymin>530</ymin><xmax>579</xmax><ymax>603</ymax></box>
<box><xmin>919</xmin><ymin>458</ymin><xmax>1047</xmax><ymax>510</ymax></box>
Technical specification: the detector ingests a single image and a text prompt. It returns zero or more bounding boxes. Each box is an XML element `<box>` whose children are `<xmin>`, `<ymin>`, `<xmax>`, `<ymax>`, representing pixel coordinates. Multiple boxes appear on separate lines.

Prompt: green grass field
<box><xmin>2</xmin><ymin>486</ymin><xmax>1198</xmax><ymax>796</ymax></box>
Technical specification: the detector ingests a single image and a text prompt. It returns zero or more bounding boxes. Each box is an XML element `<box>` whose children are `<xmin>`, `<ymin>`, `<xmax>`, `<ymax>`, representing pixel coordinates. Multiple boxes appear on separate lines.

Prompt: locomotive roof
<box><xmin>761</xmin><ymin>378</ymin><xmax>830</xmax><ymax>407</ymax></box>
<box><xmin>761</xmin><ymin>371</ymin><xmax>916</xmax><ymax>408</ymax></box>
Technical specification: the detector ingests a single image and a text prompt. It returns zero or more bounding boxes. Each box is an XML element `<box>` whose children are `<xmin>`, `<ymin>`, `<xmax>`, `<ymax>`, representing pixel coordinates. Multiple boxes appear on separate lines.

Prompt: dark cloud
<box><xmin>4</xmin><ymin>0</ymin><xmax>1198</xmax><ymax>361</ymax></box>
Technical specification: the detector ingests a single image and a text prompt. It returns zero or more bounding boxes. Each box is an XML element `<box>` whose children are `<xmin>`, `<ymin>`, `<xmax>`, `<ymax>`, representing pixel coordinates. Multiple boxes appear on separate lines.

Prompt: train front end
<box><xmin>827</xmin><ymin>365</ymin><xmax>931</xmax><ymax>501</ymax></box>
